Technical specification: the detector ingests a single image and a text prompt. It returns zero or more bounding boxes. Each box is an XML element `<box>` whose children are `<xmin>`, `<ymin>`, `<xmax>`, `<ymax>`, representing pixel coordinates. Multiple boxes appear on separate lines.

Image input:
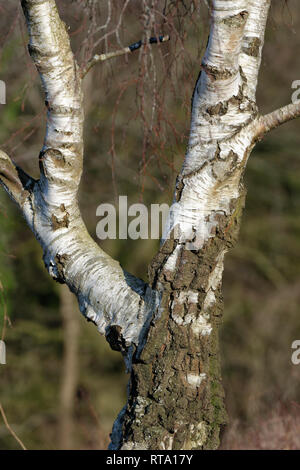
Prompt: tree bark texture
<box><xmin>1</xmin><ymin>0</ymin><xmax>300</xmax><ymax>450</ymax></box>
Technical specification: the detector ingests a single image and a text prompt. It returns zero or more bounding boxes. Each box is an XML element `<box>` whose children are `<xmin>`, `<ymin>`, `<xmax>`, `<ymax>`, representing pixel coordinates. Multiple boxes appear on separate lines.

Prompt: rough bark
<box><xmin>112</xmin><ymin>197</ymin><xmax>245</xmax><ymax>450</ymax></box>
<box><xmin>1</xmin><ymin>0</ymin><xmax>300</xmax><ymax>451</ymax></box>
<box><xmin>110</xmin><ymin>0</ymin><xmax>272</xmax><ymax>450</ymax></box>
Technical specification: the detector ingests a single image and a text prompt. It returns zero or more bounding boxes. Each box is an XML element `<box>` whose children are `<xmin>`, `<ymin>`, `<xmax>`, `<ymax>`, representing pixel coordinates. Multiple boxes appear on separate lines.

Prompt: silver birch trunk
<box><xmin>1</xmin><ymin>0</ymin><xmax>300</xmax><ymax>450</ymax></box>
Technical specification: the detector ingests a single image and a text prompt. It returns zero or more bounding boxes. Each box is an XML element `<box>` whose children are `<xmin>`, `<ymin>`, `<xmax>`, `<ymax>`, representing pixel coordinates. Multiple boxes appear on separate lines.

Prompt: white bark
<box><xmin>165</xmin><ymin>0</ymin><xmax>271</xmax><ymax>256</ymax></box>
<box><xmin>239</xmin><ymin>0</ymin><xmax>271</xmax><ymax>101</ymax></box>
<box><xmin>1</xmin><ymin>0</ymin><xmax>296</xmax><ymax>356</ymax></box>
<box><xmin>0</xmin><ymin>0</ymin><xmax>148</xmax><ymax>354</ymax></box>
<box><xmin>0</xmin><ymin>0</ymin><xmax>296</xmax><ymax>362</ymax></box>
<box><xmin>1</xmin><ymin>0</ymin><xmax>300</xmax><ymax>450</ymax></box>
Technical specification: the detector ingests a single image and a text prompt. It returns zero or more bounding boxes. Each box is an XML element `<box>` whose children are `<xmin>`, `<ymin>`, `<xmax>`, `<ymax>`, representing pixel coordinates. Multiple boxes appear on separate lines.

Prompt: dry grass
<box><xmin>221</xmin><ymin>402</ymin><xmax>300</xmax><ymax>450</ymax></box>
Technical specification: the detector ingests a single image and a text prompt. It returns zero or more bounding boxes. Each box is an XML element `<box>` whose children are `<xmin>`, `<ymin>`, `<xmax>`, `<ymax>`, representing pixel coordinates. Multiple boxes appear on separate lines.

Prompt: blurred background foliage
<box><xmin>0</xmin><ymin>0</ymin><xmax>300</xmax><ymax>449</ymax></box>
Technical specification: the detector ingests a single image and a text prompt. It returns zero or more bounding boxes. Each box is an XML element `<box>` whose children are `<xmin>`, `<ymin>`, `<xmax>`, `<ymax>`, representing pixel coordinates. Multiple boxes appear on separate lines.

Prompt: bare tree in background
<box><xmin>0</xmin><ymin>0</ymin><xmax>300</xmax><ymax>450</ymax></box>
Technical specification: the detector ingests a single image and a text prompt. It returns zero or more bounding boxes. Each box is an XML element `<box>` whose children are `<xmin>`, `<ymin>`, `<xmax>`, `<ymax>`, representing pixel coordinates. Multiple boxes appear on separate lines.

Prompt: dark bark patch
<box><xmin>206</xmin><ymin>102</ymin><xmax>228</xmax><ymax>116</ymax></box>
<box><xmin>242</xmin><ymin>37</ymin><xmax>261</xmax><ymax>57</ymax></box>
<box><xmin>40</xmin><ymin>148</ymin><xmax>66</xmax><ymax>169</ymax></box>
<box><xmin>222</xmin><ymin>11</ymin><xmax>249</xmax><ymax>28</ymax></box>
<box><xmin>175</xmin><ymin>176</ymin><xmax>184</xmax><ymax>202</ymax></box>
<box><xmin>106</xmin><ymin>325</ymin><xmax>128</xmax><ymax>353</ymax></box>
<box><xmin>201</xmin><ymin>63</ymin><xmax>235</xmax><ymax>81</ymax></box>
<box><xmin>51</xmin><ymin>212</ymin><xmax>69</xmax><ymax>230</ymax></box>
<box><xmin>54</xmin><ymin>129</ymin><xmax>73</xmax><ymax>136</ymax></box>
<box><xmin>54</xmin><ymin>253</ymin><xmax>69</xmax><ymax>283</ymax></box>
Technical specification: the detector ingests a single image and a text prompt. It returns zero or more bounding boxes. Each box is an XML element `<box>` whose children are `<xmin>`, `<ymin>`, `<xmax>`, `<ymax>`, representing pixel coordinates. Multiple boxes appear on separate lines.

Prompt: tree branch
<box><xmin>199</xmin><ymin>2</ymin><xmax>249</xmax><ymax>109</ymax></box>
<box><xmin>0</xmin><ymin>403</ymin><xmax>27</xmax><ymax>450</ymax></box>
<box><xmin>182</xmin><ymin>0</ymin><xmax>253</xmax><ymax>178</ymax></box>
<box><xmin>21</xmin><ymin>0</ymin><xmax>84</xmax><ymax>194</ymax></box>
<box><xmin>239</xmin><ymin>0</ymin><xmax>271</xmax><ymax>101</ymax></box>
<box><xmin>81</xmin><ymin>35</ymin><xmax>170</xmax><ymax>78</ymax></box>
<box><xmin>253</xmin><ymin>102</ymin><xmax>300</xmax><ymax>140</ymax></box>
<box><xmin>0</xmin><ymin>0</ymin><xmax>151</xmax><ymax>355</ymax></box>
<box><xmin>0</xmin><ymin>150</ymin><xmax>35</xmax><ymax>208</ymax></box>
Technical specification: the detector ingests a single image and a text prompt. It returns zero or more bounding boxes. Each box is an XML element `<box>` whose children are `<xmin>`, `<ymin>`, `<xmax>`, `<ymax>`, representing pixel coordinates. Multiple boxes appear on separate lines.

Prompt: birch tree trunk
<box><xmin>1</xmin><ymin>0</ymin><xmax>300</xmax><ymax>450</ymax></box>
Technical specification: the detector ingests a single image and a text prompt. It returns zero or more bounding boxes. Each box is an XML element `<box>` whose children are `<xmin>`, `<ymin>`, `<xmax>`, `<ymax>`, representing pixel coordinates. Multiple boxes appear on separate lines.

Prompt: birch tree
<box><xmin>0</xmin><ymin>0</ymin><xmax>299</xmax><ymax>450</ymax></box>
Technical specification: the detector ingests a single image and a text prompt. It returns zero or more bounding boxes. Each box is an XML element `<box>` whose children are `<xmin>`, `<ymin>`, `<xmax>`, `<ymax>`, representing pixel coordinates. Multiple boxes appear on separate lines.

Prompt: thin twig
<box><xmin>81</xmin><ymin>35</ymin><xmax>170</xmax><ymax>78</ymax></box>
<box><xmin>0</xmin><ymin>403</ymin><xmax>27</xmax><ymax>450</ymax></box>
